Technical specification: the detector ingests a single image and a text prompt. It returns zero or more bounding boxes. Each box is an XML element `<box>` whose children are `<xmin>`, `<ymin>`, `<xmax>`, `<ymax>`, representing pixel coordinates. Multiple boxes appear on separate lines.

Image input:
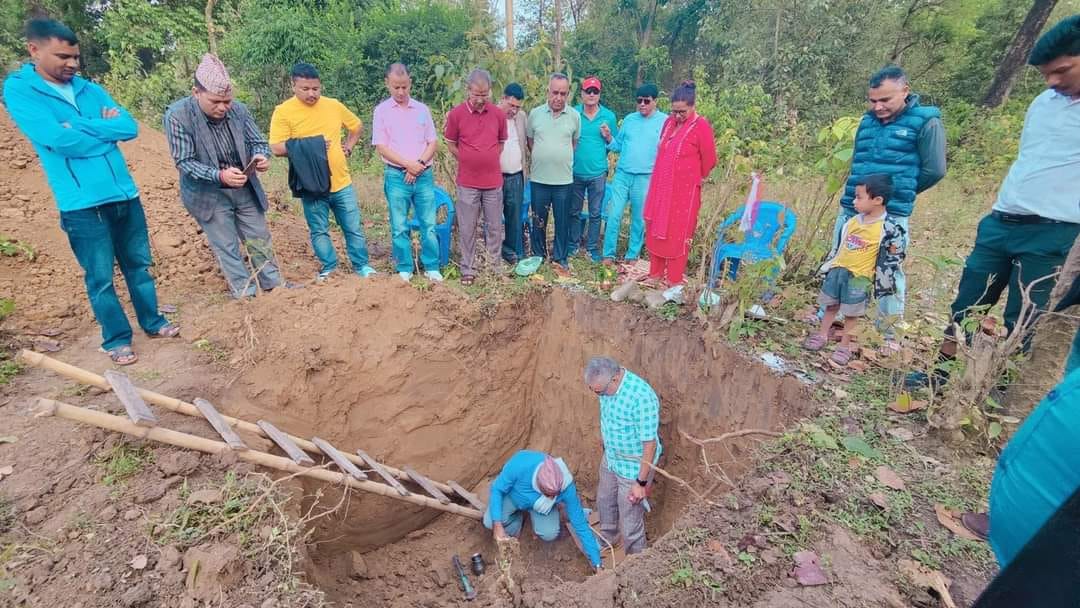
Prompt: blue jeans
<box><xmin>603</xmin><ymin>170</ymin><xmax>650</xmax><ymax>260</ymax></box>
<box><xmin>301</xmin><ymin>184</ymin><xmax>371</xmax><ymax>275</ymax></box>
<box><xmin>384</xmin><ymin>169</ymin><xmax>439</xmax><ymax>273</ymax></box>
<box><xmin>482</xmin><ymin>495</ymin><xmax>560</xmax><ymax>542</ymax></box>
<box><xmin>501</xmin><ymin>172</ymin><xmax>526</xmax><ymax>263</ymax></box>
<box><xmin>569</xmin><ymin>174</ymin><xmax>606</xmax><ymax>260</ymax></box>
<box><xmin>59</xmin><ymin>198</ymin><xmax>169</xmax><ymax>351</ymax></box>
<box><xmin>530</xmin><ymin>182</ymin><xmax>572</xmax><ymax>265</ymax></box>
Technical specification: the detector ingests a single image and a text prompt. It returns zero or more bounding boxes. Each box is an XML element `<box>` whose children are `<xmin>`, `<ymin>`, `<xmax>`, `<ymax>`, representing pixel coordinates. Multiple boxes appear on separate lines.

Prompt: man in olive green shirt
<box><xmin>527</xmin><ymin>73</ymin><xmax>580</xmax><ymax>274</ymax></box>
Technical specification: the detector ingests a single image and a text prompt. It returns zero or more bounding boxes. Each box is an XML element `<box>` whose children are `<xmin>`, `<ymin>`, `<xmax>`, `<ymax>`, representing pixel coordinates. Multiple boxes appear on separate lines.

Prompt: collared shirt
<box><xmin>994</xmin><ymin>89</ymin><xmax>1080</xmax><ymax>223</ymax></box>
<box><xmin>598</xmin><ymin>369</ymin><xmax>663</xmax><ymax>480</ymax></box>
<box><xmin>372</xmin><ymin>96</ymin><xmax>438</xmax><ymax>168</ymax></box>
<box><xmin>526</xmin><ymin>104</ymin><xmax>580</xmax><ymax>185</ymax></box>
<box><xmin>269</xmin><ymin>96</ymin><xmax>363</xmax><ymax>193</ymax></box>
<box><xmin>165</xmin><ymin>106</ymin><xmax>271</xmax><ymax>185</ymax></box>
<box><xmin>572</xmin><ymin>103</ymin><xmax>617</xmax><ymax>178</ymax></box>
<box><xmin>609</xmin><ymin>110</ymin><xmax>668</xmax><ymax>174</ymax></box>
<box><xmin>207</xmin><ymin>117</ymin><xmax>242</xmax><ymax>169</ymax></box>
<box><xmin>501</xmin><ymin>117</ymin><xmax>523</xmax><ymax>174</ymax></box>
<box><xmin>444</xmin><ymin>101</ymin><xmax>508</xmax><ymax>189</ymax></box>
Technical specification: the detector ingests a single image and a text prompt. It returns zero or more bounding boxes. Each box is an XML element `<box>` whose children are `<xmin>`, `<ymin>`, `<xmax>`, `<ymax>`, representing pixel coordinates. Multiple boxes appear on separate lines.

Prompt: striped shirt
<box><xmin>164</xmin><ymin>109</ymin><xmax>270</xmax><ymax>185</ymax></box>
<box><xmin>598</xmin><ymin>369</ymin><xmax>663</xmax><ymax>480</ymax></box>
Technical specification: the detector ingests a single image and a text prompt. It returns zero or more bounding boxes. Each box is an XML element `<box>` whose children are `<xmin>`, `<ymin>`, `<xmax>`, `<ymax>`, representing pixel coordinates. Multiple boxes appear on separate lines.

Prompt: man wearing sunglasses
<box><xmin>584</xmin><ymin>356</ymin><xmax>662</xmax><ymax>555</ymax></box>
<box><xmin>569</xmin><ymin>76</ymin><xmax>617</xmax><ymax>262</ymax></box>
<box><xmin>602</xmin><ymin>83</ymin><xmax>667</xmax><ymax>265</ymax></box>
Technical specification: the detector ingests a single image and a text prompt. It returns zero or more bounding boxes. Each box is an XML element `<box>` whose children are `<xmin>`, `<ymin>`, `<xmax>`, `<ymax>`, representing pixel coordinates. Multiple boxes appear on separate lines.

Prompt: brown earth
<box><xmin>0</xmin><ymin>105</ymin><xmax>954</xmax><ymax>608</ymax></box>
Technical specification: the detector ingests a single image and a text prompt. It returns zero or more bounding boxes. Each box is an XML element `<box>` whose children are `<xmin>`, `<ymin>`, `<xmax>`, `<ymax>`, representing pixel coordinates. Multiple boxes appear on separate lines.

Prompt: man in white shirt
<box><xmin>498</xmin><ymin>83</ymin><xmax>528</xmax><ymax>263</ymax></box>
<box><xmin>909</xmin><ymin>14</ymin><xmax>1080</xmax><ymax>390</ymax></box>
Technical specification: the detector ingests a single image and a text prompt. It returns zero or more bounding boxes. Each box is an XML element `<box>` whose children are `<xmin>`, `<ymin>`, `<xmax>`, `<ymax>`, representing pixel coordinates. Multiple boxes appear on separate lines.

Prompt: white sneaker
<box><xmin>424</xmin><ymin>270</ymin><xmax>444</xmax><ymax>282</ymax></box>
<box><xmin>398</xmin><ymin>272</ymin><xmax>413</xmax><ymax>282</ymax></box>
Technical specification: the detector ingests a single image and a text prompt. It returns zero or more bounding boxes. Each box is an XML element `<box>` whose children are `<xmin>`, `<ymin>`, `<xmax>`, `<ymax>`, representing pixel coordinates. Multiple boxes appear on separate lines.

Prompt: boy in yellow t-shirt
<box><xmin>805</xmin><ymin>174</ymin><xmax>906</xmax><ymax>366</ymax></box>
<box><xmin>268</xmin><ymin>62</ymin><xmax>375</xmax><ymax>281</ymax></box>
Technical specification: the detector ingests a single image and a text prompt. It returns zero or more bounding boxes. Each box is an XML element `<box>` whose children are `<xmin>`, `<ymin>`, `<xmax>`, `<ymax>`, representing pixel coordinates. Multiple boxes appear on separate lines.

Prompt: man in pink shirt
<box><xmin>445</xmin><ymin>69</ymin><xmax>508</xmax><ymax>285</ymax></box>
<box><xmin>372</xmin><ymin>63</ymin><xmax>442</xmax><ymax>282</ymax></box>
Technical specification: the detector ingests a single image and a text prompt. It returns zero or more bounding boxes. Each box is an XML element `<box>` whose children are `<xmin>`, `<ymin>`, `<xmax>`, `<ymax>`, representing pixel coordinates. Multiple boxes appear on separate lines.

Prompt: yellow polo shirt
<box><xmin>269</xmin><ymin>96</ymin><xmax>362</xmax><ymax>194</ymax></box>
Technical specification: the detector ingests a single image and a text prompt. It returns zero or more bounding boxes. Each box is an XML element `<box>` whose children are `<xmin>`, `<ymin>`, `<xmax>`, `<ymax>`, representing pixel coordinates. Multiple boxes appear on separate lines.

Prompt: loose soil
<box><xmin>0</xmin><ymin>106</ymin><xmax>985</xmax><ymax>608</ymax></box>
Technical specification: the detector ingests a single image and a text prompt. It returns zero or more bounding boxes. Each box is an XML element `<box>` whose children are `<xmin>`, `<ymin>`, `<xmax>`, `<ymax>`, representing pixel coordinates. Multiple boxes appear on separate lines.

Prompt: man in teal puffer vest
<box><xmin>828</xmin><ymin>66</ymin><xmax>946</xmax><ymax>342</ymax></box>
<box><xmin>3</xmin><ymin>19</ymin><xmax>179</xmax><ymax>366</ymax></box>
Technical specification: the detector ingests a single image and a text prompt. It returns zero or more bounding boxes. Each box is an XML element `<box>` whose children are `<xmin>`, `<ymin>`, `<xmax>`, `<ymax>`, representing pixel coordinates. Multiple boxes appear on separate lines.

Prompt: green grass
<box><xmin>95</xmin><ymin>443</ymin><xmax>153</xmax><ymax>486</ymax></box>
<box><xmin>0</xmin><ymin>358</ymin><xmax>20</xmax><ymax>386</ymax></box>
<box><xmin>155</xmin><ymin>472</ymin><xmax>279</xmax><ymax>555</ymax></box>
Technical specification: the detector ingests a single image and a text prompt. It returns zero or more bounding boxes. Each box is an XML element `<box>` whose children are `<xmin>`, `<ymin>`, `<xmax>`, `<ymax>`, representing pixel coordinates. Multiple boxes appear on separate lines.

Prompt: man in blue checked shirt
<box><xmin>584</xmin><ymin>356</ymin><xmax>663</xmax><ymax>554</ymax></box>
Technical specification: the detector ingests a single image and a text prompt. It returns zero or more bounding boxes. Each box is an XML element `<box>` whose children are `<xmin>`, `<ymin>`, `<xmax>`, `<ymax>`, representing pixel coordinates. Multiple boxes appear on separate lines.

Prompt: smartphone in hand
<box><xmin>242</xmin><ymin>158</ymin><xmax>258</xmax><ymax>176</ymax></box>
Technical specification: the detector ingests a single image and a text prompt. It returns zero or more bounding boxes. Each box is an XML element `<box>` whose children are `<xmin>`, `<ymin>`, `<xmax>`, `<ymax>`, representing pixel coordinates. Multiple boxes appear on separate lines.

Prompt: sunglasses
<box><xmin>636</xmin><ymin>97</ymin><xmax>654</xmax><ymax>105</ymax></box>
<box><xmin>583</xmin><ymin>88</ymin><xmax>601</xmax><ymax>95</ymax></box>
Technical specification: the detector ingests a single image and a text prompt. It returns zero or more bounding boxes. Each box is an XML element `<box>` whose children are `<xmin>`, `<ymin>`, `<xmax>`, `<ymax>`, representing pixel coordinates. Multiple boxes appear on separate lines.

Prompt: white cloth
<box><xmin>500</xmin><ymin>118</ymin><xmax>523</xmax><ymax>174</ymax></box>
<box><xmin>530</xmin><ymin>457</ymin><xmax>573</xmax><ymax>515</ymax></box>
<box><xmin>993</xmin><ymin>89</ymin><xmax>1080</xmax><ymax>224</ymax></box>
<box><xmin>739</xmin><ymin>172</ymin><xmax>763</xmax><ymax>232</ymax></box>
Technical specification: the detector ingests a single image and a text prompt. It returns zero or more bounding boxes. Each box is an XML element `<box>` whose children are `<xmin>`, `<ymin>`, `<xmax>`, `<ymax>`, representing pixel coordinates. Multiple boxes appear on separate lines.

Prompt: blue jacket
<box><xmin>840</xmin><ymin>95</ymin><xmax>944</xmax><ymax>218</ymax></box>
<box><xmin>3</xmin><ymin>63</ymin><xmax>139</xmax><ymax>212</ymax></box>
<box><xmin>489</xmin><ymin>450</ymin><xmax>601</xmax><ymax>567</ymax></box>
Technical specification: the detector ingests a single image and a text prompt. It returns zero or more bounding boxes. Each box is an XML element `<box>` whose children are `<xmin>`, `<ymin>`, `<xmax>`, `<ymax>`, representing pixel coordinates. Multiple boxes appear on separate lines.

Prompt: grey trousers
<box><xmin>197</xmin><ymin>189</ymin><xmax>283</xmax><ymax>298</ymax></box>
<box><xmin>455</xmin><ymin>185</ymin><xmax>504</xmax><ymax>277</ymax></box>
<box><xmin>596</xmin><ymin>453</ymin><xmax>649</xmax><ymax>555</ymax></box>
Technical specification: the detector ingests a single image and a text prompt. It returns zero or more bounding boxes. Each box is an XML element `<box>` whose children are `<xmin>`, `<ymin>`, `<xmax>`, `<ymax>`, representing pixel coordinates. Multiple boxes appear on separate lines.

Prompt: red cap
<box><xmin>582</xmin><ymin>76</ymin><xmax>602</xmax><ymax>91</ymax></box>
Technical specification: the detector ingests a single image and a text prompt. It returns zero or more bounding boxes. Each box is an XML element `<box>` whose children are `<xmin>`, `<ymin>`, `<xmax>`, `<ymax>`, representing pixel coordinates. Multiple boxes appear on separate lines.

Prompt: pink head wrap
<box><xmin>195</xmin><ymin>53</ymin><xmax>233</xmax><ymax>96</ymax></box>
<box><xmin>536</xmin><ymin>456</ymin><xmax>564</xmax><ymax>496</ymax></box>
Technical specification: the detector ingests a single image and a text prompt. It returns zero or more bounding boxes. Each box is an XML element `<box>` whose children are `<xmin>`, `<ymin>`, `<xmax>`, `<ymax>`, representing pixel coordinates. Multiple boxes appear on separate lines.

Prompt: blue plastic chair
<box><xmin>406</xmin><ymin>186</ymin><xmax>455</xmax><ymax>269</ymax></box>
<box><xmin>709</xmin><ymin>201</ymin><xmax>797</xmax><ymax>287</ymax></box>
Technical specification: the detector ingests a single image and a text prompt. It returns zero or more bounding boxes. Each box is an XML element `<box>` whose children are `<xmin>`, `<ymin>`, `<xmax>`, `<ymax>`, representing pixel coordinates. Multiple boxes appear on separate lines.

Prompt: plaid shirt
<box><xmin>598</xmin><ymin>369</ymin><xmax>662</xmax><ymax>480</ymax></box>
<box><xmin>164</xmin><ymin>110</ymin><xmax>271</xmax><ymax>184</ymax></box>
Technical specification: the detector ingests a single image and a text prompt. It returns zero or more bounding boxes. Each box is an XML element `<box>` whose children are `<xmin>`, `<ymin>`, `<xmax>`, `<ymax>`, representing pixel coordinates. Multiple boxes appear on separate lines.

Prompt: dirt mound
<box><xmin>0</xmin><ymin>107</ymin><xmax>318</xmax><ymax>333</ymax></box>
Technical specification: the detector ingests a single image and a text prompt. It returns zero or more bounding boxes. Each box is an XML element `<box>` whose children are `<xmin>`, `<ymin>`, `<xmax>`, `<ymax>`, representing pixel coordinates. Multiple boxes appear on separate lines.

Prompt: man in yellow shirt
<box><xmin>805</xmin><ymin>174</ymin><xmax>907</xmax><ymax>366</ymax></box>
<box><xmin>269</xmin><ymin>63</ymin><xmax>375</xmax><ymax>280</ymax></box>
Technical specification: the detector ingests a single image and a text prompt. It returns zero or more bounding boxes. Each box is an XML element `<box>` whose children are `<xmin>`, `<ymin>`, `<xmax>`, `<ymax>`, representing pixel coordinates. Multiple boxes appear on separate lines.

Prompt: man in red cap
<box><xmin>570</xmin><ymin>76</ymin><xmax>617</xmax><ymax>261</ymax></box>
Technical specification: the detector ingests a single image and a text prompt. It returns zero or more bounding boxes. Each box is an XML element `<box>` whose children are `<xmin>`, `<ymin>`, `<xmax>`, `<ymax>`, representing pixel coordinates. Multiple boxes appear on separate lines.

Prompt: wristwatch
<box><xmin>636</xmin><ymin>478</ymin><xmax>648</xmax><ymax>487</ymax></box>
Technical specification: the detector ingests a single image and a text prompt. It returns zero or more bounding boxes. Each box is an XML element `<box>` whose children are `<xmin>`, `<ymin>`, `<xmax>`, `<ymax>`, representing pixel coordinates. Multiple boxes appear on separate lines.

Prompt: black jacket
<box><xmin>286</xmin><ymin>136</ymin><xmax>331</xmax><ymax>198</ymax></box>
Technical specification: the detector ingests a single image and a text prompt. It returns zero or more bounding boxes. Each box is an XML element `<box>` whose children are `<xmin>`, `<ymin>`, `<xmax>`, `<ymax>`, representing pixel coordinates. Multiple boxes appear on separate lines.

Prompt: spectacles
<box><xmin>636</xmin><ymin>97</ymin><xmax>654</xmax><ymax>105</ymax></box>
<box><xmin>583</xmin><ymin>88</ymin><xmax>600</xmax><ymax>95</ymax></box>
<box><xmin>590</xmin><ymin>375</ymin><xmax>617</xmax><ymax>395</ymax></box>
<box><xmin>670</xmin><ymin>109</ymin><xmax>689</xmax><ymax>116</ymax></box>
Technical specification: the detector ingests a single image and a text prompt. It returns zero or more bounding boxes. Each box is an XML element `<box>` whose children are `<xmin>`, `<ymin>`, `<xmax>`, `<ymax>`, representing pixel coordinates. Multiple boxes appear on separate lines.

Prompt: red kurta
<box><xmin>643</xmin><ymin>113</ymin><xmax>718</xmax><ymax>259</ymax></box>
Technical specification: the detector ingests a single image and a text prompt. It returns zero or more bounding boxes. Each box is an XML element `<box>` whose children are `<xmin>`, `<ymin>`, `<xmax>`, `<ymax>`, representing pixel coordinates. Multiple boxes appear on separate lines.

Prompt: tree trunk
<box><xmin>635</xmin><ymin>0</ymin><xmax>659</xmax><ymax>86</ymax></box>
<box><xmin>552</xmin><ymin>0</ymin><xmax>561</xmax><ymax>70</ymax></box>
<box><xmin>505</xmin><ymin>0</ymin><xmax>514</xmax><ymax>50</ymax></box>
<box><xmin>982</xmin><ymin>0</ymin><xmax>1059</xmax><ymax>108</ymax></box>
<box><xmin>205</xmin><ymin>0</ymin><xmax>218</xmax><ymax>55</ymax></box>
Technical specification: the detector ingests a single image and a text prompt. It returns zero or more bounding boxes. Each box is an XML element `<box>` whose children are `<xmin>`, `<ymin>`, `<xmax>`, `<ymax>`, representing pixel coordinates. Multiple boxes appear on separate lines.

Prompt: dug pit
<box><xmin>194</xmin><ymin>283</ymin><xmax>811</xmax><ymax>606</ymax></box>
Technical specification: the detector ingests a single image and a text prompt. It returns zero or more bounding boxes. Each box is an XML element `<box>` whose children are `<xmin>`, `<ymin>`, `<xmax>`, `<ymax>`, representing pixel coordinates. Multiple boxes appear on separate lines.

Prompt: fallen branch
<box><xmin>681</xmin><ymin>429</ymin><xmax>782</xmax><ymax>445</ymax></box>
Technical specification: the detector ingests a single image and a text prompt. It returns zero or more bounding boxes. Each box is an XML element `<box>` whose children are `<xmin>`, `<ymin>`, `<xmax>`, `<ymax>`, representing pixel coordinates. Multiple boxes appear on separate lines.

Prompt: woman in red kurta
<box><xmin>643</xmin><ymin>81</ymin><xmax>718</xmax><ymax>285</ymax></box>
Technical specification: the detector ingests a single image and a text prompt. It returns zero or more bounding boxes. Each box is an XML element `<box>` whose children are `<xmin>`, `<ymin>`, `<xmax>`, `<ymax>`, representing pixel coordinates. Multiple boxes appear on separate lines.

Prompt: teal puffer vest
<box><xmin>840</xmin><ymin>95</ymin><xmax>940</xmax><ymax>218</ymax></box>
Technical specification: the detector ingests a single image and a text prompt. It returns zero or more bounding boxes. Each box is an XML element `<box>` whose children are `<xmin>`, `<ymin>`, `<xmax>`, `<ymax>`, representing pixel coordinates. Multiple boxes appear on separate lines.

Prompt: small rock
<box><xmin>186</xmin><ymin>489</ymin><xmax>222</xmax><ymax>505</ymax></box>
<box><xmin>121</xmin><ymin>583</ymin><xmax>153</xmax><ymax>607</ymax></box>
<box><xmin>610</xmin><ymin>281</ymin><xmax>641</xmax><ymax>303</ymax></box>
<box><xmin>260</xmin><ymin>599</ymin><xmax>278</xmax><ymax>608</ymax></box>
<box><xmin>791</xmin><ymin>551</ymin><xmax>828</xmax><ymax>586</ymax></box>
<box><xmin>746</xmin><ymin>477</ymin><xmax>773</xmax><ymax>496</ymax></box>
<box><xmin>429</xmin><ymin>567</ymin><xmax>448</xmax><ymax>588</ymax></box>
<box><xmin>350</xmin><ymin>551</ymin><xmax>369</xmax><ymax>580</ymax></box>
<box><xmin>67</xmin><ymin>530</ymin><xmax>80</xmax><ymax>540</ymax></box>
<box><xmin>643</xmin><ymin>290</ymin><xmax>667</xmax><ymax>309</ymax></box>
<box><xmin>131</xmin><ymin>554</ymin><xmax>149</xmax><ymax>570</ymax></box>
<box><xmin>123</xmin><ymin>509</ymin><xmax>141</xmax><ymax>521</ymax></box>
<box><xmin>25</xmin><ymin>508</ymin><xmax>49</xmax><ymax>525</ymax></box>
<box><xmin>887</xmin><ymin>427</ymin><xmax>916</xmax><ymax>442</ymax></box>
<box><xmin>100</xmin><ymin>506</ymin><xmax>118</xmax><ymax>521</ymax></box>
<box><xmin>157</xmin><ymin>452</ymin><xmax>201</xmax><ymax>477</ymax></box>
<box><xmin>134</xmin><ymin>484</ymin><xmax>166</xmax><ymax>504</ymax></box>
<box><xmin>90</xmin><ymin>572</ymin><xmax>114</xmax><ymax>592</ymax></box>
<box><xmin>159</xmin><ymin>546</ymin><xmax>182</xmax><ymax>571</ymax></box>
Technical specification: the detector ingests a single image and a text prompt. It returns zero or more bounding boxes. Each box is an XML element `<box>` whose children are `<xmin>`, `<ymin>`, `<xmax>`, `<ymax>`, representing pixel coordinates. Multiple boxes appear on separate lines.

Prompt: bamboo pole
<box><xmin>17</xmin><ymin>350</ymin><xmax>456</xmax><ymax>495</ymax></box>
<box><xmin>32</xmin><ymin>398</ymin><xmax>483</xmax><ymax>520</ymax></box>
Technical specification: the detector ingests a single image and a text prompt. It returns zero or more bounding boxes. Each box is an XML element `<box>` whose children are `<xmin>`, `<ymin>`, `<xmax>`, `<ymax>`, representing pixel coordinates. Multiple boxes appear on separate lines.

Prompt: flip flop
<box><xmin>150</xmin><ymin>323</ymin><xmax>181</xmax><ymax>338</ymax></box>
<box><xmin>960</xmin><ymin>512</ymin><xmax>990</xmax><ymax>540</ymax></box>
<box><xmin>461</xmin><ymin>275</ymin><xmax>476</xmax><ymax>287</ymax></box>
<box><xmin>106</xmin><ymin>345</ymin><xmax>138</xmax><ymax>366</ymax></box>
